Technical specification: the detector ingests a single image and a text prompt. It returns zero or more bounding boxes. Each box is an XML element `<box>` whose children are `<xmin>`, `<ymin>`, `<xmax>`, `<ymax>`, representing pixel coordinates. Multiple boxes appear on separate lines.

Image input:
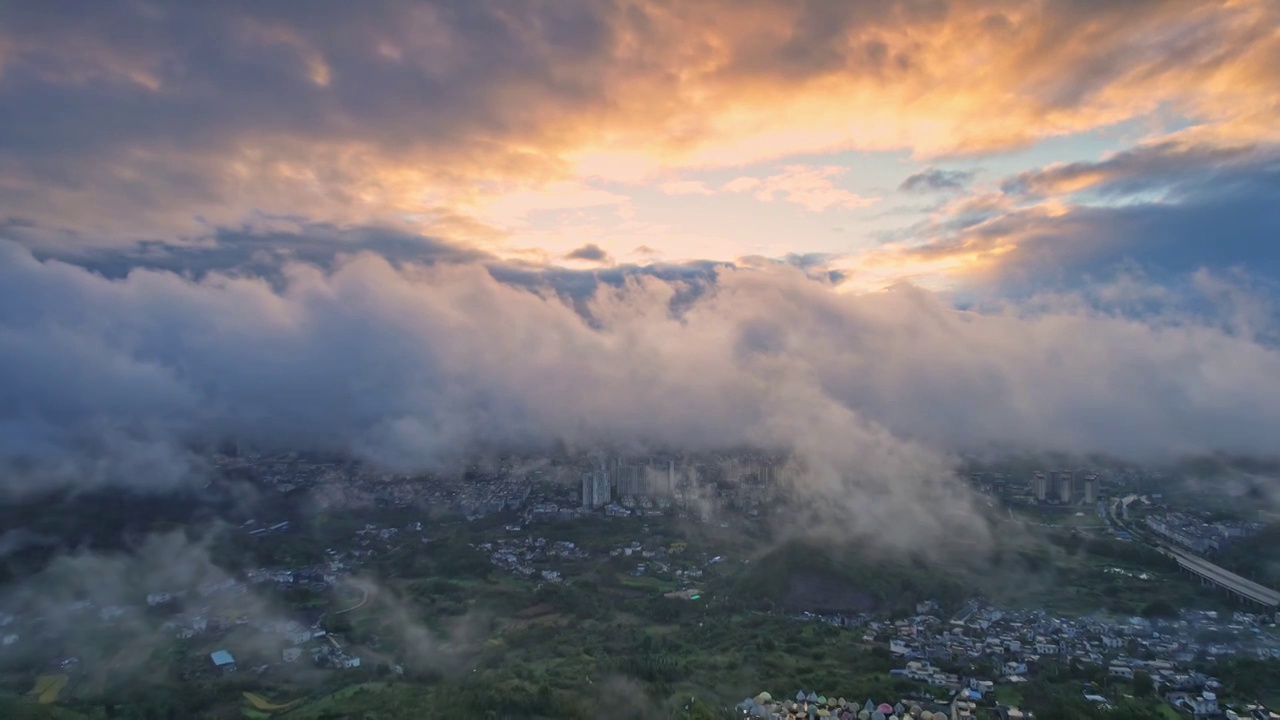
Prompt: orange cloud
<box><xmin>0</xmin><ymin>0</ymin><xmax>1275</xmax><ymax>258</ymax></box>
<box><xmin>724</xmin><ymin>165</ymin><xmax>877</xmax><ymax>212</ymax></box>
<box><xmin>658</xmin><ymin>180</ymin><xmax>714</xmax><ymax>195</ymax></box>
<box><xmin>567</xmin><ymin>0</ymin><xmax>1280</xmax><ymax>176</ymax></box>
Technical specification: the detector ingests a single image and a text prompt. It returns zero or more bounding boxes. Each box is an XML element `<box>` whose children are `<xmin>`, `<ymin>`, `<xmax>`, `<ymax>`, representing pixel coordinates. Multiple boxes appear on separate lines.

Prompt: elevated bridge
<box><xmin>1108</xmin><ymin>498</ymin><xmax>1279</xmax><ymax>610</ymax></box>
<box><xmin>1168</xmin><ymin>549</ymin><xmax>1280</xmax><ymax>609</ymax></box>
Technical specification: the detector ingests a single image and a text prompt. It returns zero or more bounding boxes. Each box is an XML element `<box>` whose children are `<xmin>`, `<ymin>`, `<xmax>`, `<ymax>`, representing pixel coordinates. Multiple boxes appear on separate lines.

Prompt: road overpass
<box><xmin>1108</xmin><ymin>498</ymin><xmax>1280</xmax><ymax>610</ymax></box>
<box><xmin>1168</xmin><ymin>549</ymin><xmax>1280</xmax><ymax>609</ymax></box>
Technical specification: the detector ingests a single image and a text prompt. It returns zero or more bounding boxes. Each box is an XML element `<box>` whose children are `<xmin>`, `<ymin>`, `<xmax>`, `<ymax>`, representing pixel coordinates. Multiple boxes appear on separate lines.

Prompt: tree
<box><xmin>1141</xmin><ymin>599</ymin><xmax>1176</xmax><ymax>618</ymax></box>
<box><xmin>1133</xmin><ymin>670</ymin><xmax>1154</xmax><ymax>696</ymax></box>
<box><xmin>681</xmin><ymin>699</ymin><xmax>731</xmax><ymax>720</ymax></box>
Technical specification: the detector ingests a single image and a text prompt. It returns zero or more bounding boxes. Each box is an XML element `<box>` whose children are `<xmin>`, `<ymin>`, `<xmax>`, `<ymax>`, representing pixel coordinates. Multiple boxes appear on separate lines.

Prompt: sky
<box><xmin>2</xmin><ymin>0</ymin><xmax>1280</xmax><ymax>504</ymax></box>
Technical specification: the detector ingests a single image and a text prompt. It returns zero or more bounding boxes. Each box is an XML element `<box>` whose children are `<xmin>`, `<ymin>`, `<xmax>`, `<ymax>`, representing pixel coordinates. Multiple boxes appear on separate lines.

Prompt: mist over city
<box><xmin>2</xmin><ymin>1</ymin><xmax>1280</xmax><ymax>718</ymax></box>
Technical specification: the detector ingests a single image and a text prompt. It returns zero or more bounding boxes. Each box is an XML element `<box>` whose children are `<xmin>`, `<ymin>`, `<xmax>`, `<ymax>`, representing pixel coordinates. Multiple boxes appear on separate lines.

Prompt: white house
<box><xmin>1003</xmin><ymin>661</ymin><xmax>1028</xmax><ymax>676</ymax></box>
<box><xmin>1191</xmin><ymin>692</ymin><xmax>1218</xmax><ymax>715</ymax></box>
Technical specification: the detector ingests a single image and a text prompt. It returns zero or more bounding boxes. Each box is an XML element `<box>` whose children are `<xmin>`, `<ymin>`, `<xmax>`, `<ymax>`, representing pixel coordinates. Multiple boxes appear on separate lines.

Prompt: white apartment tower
<box><xmin>1083</xmin><ymin>474</ymin><xmax>1098</xmax><ymax>504</ymax></box>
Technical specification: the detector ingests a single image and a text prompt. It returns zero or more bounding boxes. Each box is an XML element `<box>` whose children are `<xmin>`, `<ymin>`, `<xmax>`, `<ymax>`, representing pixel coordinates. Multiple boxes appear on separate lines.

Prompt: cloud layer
<box><xmin>1</xmin><ymin>0</ymin><xmax>1275</xmax><ymax>251</ymax></box>
<box><xmin>1</xmin><ymin>0</ymin><xmax>1280</xmax><ymax>556</ymax></box>
<box><xmin>5</xmin><ymin>239</ymin><xmax>1280</xmax><ymax>520</ymax></box>
<box><xmin>873</xmin><ymin>142</ymin><xmax>1280</xmax><ymax>295</ymax></box>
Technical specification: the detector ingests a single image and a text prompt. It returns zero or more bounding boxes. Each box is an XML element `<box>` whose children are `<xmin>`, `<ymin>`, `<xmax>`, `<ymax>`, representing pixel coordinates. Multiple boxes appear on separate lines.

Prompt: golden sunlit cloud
<box><xmin>723</xmin><ymin>166</ymin><xmax>878</xmax><ymax>212</ymax></box>
<box><xmin>658</xmin><ymin>180</ymin><xmax>715</xmax><ymax>196</ymax></box>
<box><xmin>0</xmin><ymin>0</ymin><xmax>1275</xmax><ymax>284</ymax></box>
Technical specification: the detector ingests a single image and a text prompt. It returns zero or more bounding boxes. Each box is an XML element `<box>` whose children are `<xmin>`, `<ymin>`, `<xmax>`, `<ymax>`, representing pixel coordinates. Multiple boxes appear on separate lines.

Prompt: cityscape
<box><xmin>3</xmin><ymin>448</ymin><xmax>1280</xmax><ymax>718</ymax></box>
<box><xmin>2</xmin><ymin>0</ymin><xmax>1280</xmax><ymax>718</ymax></box>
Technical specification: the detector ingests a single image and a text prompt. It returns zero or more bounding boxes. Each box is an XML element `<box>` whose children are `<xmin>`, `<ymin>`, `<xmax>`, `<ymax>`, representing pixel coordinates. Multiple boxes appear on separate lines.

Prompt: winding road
<box><xmin>333</xmin><ymin>584</ymin><xmax>371</xmax><ymax>614</ymax></box>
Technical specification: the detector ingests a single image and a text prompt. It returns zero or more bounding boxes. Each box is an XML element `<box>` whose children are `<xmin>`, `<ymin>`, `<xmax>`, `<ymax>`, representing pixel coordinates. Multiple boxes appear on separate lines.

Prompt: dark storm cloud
<box><xmin>565</xmin><ymin>243</ymin><xmax>611</xmax><ymax>262</ymax></box>
<box><xmin>899</xmin><ymin>167</ymin><xmax>976</xmax><ymax>193</ymax></box>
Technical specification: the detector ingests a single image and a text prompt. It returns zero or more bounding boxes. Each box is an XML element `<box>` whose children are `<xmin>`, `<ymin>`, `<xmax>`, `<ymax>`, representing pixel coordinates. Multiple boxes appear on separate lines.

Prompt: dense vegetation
<box><xmin>1215</xmin><ymin>525</ymin><xmax>1280</xmax><ymax>586</ymax></box>
<box><xmin>1</xmin><ymin>496</ymin><xmax>1274</xmax><ymax>719</ymax></box>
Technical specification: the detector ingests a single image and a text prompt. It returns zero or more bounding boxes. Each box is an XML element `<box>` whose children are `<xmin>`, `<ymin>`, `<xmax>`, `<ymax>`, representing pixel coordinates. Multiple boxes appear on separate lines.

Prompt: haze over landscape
<box><xmin>2</xmin><ymin>2</ymin><xmax>1280</xmax><ymax>719</ymax></box>
<box><xmin>3</xmin><ymin>0</ymin><xmax>1280</xmax><ymax>489</ymax></box>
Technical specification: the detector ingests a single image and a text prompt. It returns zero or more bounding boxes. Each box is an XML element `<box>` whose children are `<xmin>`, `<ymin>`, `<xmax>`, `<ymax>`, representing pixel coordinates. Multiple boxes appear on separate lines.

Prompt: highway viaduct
<box><xmin>1109</xmin><ymin>498</ymin><xmax>1280</xmax><ymax>611</ymax></box>
<box><xmin>1168</xmin><ymin>549</ymin><xmax>1280</xmax><ymax>610</ymax></box>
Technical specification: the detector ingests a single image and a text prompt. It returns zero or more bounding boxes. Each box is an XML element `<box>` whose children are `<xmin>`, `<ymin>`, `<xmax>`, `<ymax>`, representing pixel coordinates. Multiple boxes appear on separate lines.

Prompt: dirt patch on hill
<box><xmin>503</xmin><ymin>613</ymin><xmax>565</xmax><ymax>631</ymax></box>
<box><xmin>513</xmin><ymin>603</ymin><xmax>557</xmax><ymax>620</ymax></box>
<box><xmin>780</xmin><ymin>572</ymin><xmax>878</xmax><ymax>614</ymax></box>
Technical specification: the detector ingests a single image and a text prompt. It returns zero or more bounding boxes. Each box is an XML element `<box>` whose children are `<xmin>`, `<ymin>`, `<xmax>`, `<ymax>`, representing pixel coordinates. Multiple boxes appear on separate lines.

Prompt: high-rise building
<box><xmin>593</xmin><ymin>466</ymin><xmax>611</xmax><ymax>508</ymax></box>
<box><xmin>1082</xmin><ymin>474</ymin><xmax>1098</xmax><ymax>504</ymax></box>
<box><xmin>613</xmin><ymin>462</ymin><xmax>638</xmax><ymax>497</ymax></box>
<box><xmin>1032</xmin><ymin>472</ymin><xmax>1048</xmax><ymax>501</ymax></box>
<box><xmin>582</xmin><ymin>462</ymin><xmax>611</xmax><ymax>509</ymax></box>
<box><xmin>636</xmin><ymin>464</ymin><xmax>650</xmax><ymax>496</ymax></box>
<box><xmin>1057</xmin><ymin>474</ymin><xmax>1072</xmax><ymax>503</ymax></box>
<box><xmin>760</xmin><ymin>462</ymin><xmax>776</xmax><ymax>485</ymax></box>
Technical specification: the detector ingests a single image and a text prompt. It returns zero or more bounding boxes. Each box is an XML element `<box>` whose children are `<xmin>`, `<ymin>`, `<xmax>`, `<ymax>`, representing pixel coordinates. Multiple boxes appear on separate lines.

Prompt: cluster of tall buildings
<box><xmin>580</xmin><ymin>454</ymin><xmax>786</xmax><ymax>510</ymax></box>
<box><xmin>581</xmin><ymin>458</ymin><xmax>677</xmax><ymax>509</ymax></box>
<box><xmin>1031</xmin><ymin>470</ymin><xmax>1098</xmax><ymax>505</ymax></box>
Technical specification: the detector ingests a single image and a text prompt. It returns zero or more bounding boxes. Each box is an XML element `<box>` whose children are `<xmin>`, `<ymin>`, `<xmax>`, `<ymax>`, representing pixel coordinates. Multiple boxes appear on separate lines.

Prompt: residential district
<box><xmin>756</xmin><ymin>601</ymin><xmax>1280</xmax><ymax>719</ymax></box>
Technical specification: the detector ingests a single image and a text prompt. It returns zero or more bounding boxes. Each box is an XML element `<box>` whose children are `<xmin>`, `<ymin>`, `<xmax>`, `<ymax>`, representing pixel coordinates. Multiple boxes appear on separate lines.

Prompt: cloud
<box><xmin>724</xmin><ymin>165</ymin><xmax>877</xmax><ymax>212</ymax></box>
<box><xmin>7</xmin><ymin>238</ymin><xmax>1280</xmax><ymax>555</ymax></box>
<box><xmin>0</xmin><ymin>0</ymin><xmax>1276</xmax><ymax>557</ymax></box>
<box><xmin>658</xmin><ymin>180</ymin><xmax>714</xmax><ymax>196</ymax></box>
<box><xmin>738</xmin><ymin>252</ymin><xmax>847</xmax><ymax>284</ymax></box>
<box><xmin>0</xmin><ymin>531</ymin><xmax>292</xmax><ymax>681</ymax></box>
<box><xmin>723</xmin><ymin>177</ymin><xmax>762</xmax><ymax>194</ymax></box>
<box><xmin>565</xmin><ymin>243</ymin><xmax>611</xmax><ymax>263</ymax></box>
<box><xmin>870</xmin><ymin>142</ymin><xmax>1280</xmax><ymax>296</ymax></box>
<box><xmin>999</xmin><ymin>141</ymin><xmax>1258</xmax><ymax>198</ymax></box>
<box><xmin>37</xmin><ymin>223</ymin><xmax>494</xmax><ymax>282</ymax></box>
<box><xmin>468</xmin><ymin>182</ymin><xmax>633</xmax><ymax>230</ymax></box>
<box><xmin>899</xmin><ymin>167</ymin><xmax>976</xmax><ymax>193</ymax></box>
<box><xmin>0</xmin><ymin>0</ymin><xmax>1274</xmax><ymax>245</ymax></box>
